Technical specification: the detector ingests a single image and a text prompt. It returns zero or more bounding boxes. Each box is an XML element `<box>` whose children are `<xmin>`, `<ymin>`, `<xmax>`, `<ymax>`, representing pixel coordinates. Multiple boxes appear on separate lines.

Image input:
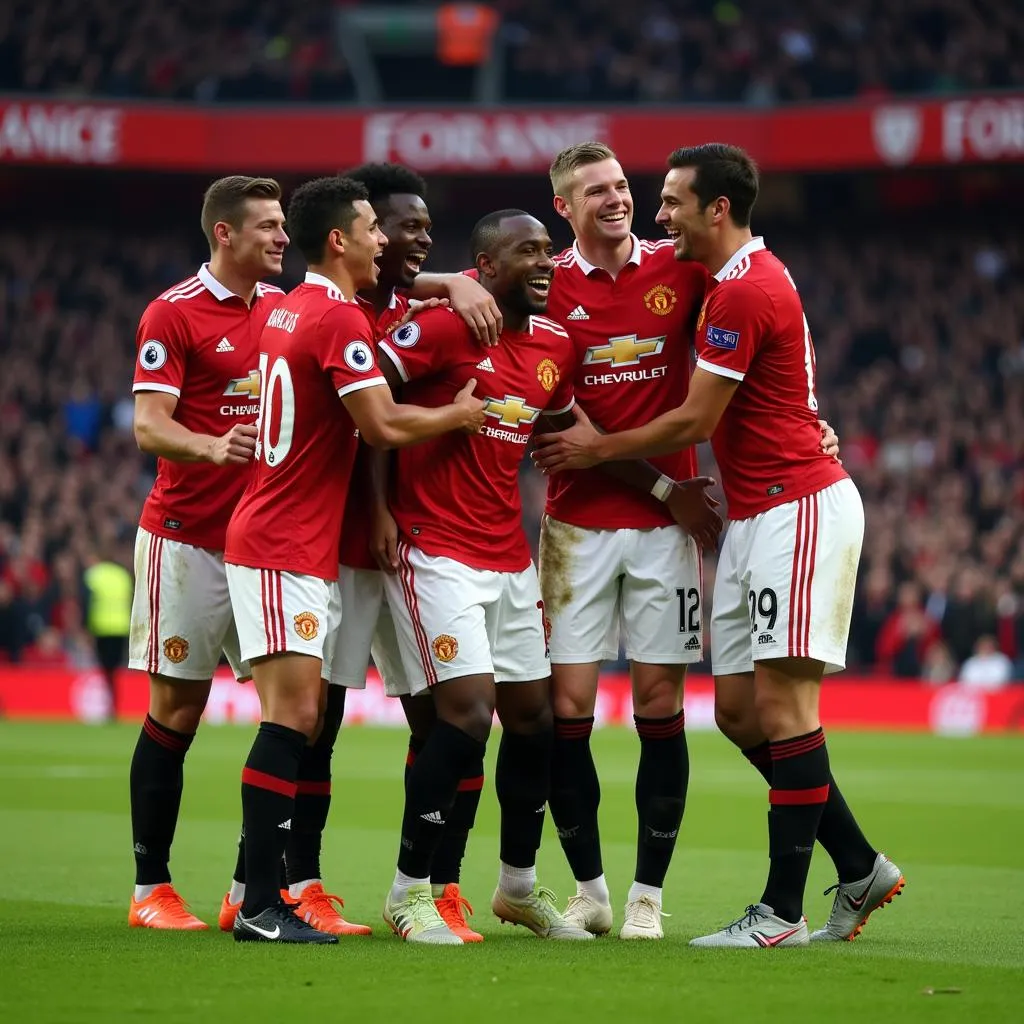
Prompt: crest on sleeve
<box><xmin>344</xmin><ymin>340</ymin><xmax>374</xmax><ymax>373</ymax></box>
<box><xmin>139</xmin><ymin>339</ymin><xmax>168</xmax><ymax>370</ymax></box>
<box><xmin>390</xmin><ymin>322</ymin><xmax>421</xmax><ymax>348</ymax></box>
<box><xmin>706</xmin><ymin>325</ymin><xmax>739</xmax><ymax>351</ymax></box>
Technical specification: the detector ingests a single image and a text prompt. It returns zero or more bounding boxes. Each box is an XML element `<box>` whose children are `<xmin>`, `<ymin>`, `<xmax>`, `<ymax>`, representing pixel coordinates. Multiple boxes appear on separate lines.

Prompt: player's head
<box><xmin>656</xmin><ymin>143</ymin><xmax>759</xmax><ymax>263</ymax></box>
<box><xmin>470</xmin><ymin>209</ymin><xmax>554</xmax><ymax>319</ymax></box>
<box><xmin>287</xmin><ymin>176</ymin><xmax>387</xmax><ymax>291</ymax></box>
<box><xmin>549</xmin><ymin>141</ymin><xmax>632</xmax><ymax>248</ymax></box>
<box><xmin>200</xmin><ymin>175</ymin><xmax>288</xmax><ymax>277</ymax></box>
<box><xmin>342</xmin><ymin>163</ymin><xmax>431</xmax><ymax>290</ymax></box>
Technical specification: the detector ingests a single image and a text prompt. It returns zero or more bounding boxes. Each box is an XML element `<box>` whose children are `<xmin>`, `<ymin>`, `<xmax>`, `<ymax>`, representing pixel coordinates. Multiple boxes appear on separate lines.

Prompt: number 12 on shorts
<box><xmin>676</xmin><ymin>587</ymin><xmax>700</xmax><ymax>633</ymax></box>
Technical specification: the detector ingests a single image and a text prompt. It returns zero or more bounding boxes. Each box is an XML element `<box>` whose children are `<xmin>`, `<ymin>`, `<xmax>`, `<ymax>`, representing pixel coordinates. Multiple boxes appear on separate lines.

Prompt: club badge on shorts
<box><xmin>163</xmin><ymin>636</ymin><xmax>189</xmax><ymax>663</ymax></box>
<box><xmin>294</xmin><ymin>611</ymin><xmax>320</xmax><ymax>641</ymax></box>
<box><xmin>536</xmin><ymin>358</ymin><xmax>559</xmax><ymax>393</ymax></box>
<box><xmin>644</xmin><ymin>284</ymin><xmax>677</xmax><ymax>317</ymax></box>
<box><xmin>432</xmin><ymin>634</ymin><xmax>459</xmax><ymax>662</ymax></box>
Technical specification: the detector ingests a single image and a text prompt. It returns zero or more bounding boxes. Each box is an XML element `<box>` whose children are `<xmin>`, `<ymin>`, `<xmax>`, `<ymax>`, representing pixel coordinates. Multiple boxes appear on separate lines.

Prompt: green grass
<box><xmin>1</xmin><ymin>722</ymin><xmax>1022</xmax><ymax>1023</ymax></box>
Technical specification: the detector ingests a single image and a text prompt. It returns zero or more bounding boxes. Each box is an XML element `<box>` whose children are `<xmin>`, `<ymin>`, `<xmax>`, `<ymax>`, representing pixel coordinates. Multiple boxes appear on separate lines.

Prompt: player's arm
<box><xmin>538</xmin><ymin>407</ymin><xmax>722</xmax><ymax>548</ymax></box>
<box><xmin>369</xmin><ymin>445</ymin><xmax>400</xmax><ymax>573</ymax></box>
<box><xmin>133</xmin><ymin>392</ymin><xmax>256</xmax><ymax>465</ymax></box>
<box><xmin>408</xmin><ymin>271</ymin><xmax>501</xmax><ymax>345</ymax></box>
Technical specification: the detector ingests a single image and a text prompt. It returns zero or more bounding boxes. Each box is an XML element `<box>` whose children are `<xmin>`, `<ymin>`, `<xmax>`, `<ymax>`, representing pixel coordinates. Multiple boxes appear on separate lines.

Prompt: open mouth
<box><xmin>599</xmin><ymin>211</ymin><xmax>627</xmax><ymax>227</ymax></box>
<box><xmin>404</xmin><ymin>251</ymin><xmax>428</xmax><ymax>275</ymax></box>
<box><xmin>526</xmin><ymin>275</ymin><xmax>551</xmax><ymax>299</ymax></box>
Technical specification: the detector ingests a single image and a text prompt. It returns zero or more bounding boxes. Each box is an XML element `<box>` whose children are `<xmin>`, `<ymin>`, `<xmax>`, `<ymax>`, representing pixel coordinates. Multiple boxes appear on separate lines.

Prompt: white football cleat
<box><xmin>492</xmin><ymin>885</ymin><xmax>594</xmax><ymax>940</ymax></box>
<box><xmin>810</xmin><ymin>853</ymin><xmax>906</xmax><ymax>942</ymax></box>
<box><xmin>689</xmin><ymin>903</ymin><xmax>808</xmax><ymax>948</ymax></box>
<box><xmin>619</xmin><ymin>894</ymin><xmax>666</xmax><ymax>940</ymax></box>
<box><xmin>563</xmin><ymin>891</ymin><xmax>613</xmax><ymax>936</ymax></box>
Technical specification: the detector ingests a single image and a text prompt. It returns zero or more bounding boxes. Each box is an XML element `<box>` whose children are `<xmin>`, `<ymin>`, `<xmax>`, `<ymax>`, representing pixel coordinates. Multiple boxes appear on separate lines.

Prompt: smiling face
<box><xmin>656</xmin><ymin>166</ymin><xmax>713</xmax><ymax>263</ymax></box>
<box><xmin>374</xmin><ymin>193</ymin><xmax>432</xmax><ymax>290</ymax></box>
<box><xmin>341</xmin><ymin>199</ymin><xmax>388</xmax><ymax>291</ymax></box>
<box><xmin>554</xmin><ymin>157</ymin><xmax>633</xmax><ymax>248</ymax></box>
<box><xmin>226</xmin><ymin>198</ymin><xmax>289</xmax><ymax>277</ymax></box>
<box><xmin>484</xmin><ymin>215</ymin><xmax>555</xmax><ymax>318</ymax></box>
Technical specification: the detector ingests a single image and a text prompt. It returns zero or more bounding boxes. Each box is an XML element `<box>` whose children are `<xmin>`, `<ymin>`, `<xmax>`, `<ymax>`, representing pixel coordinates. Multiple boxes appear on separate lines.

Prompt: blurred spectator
<box><xmin>82</xmin><ymin>545</ymin><xmax>133</xmax><ymax>719</ymax></box>
<box><xmin>920</xmin><ymin>640</ymin><xmax>958</xmax><ymax>685</ymax></box>
<box><xmin>957</xmin><ymin>635</ymin><xmax>1014</xmax><ymax>690</ymax></box>
<box><xmin>875</xmin><ymin>582</ymin><xmax>941</xmax><ymax>678</ymax></box>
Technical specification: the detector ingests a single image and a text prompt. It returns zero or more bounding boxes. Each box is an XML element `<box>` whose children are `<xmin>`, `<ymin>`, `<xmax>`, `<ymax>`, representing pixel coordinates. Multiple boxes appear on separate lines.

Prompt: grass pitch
<box><xmin>1</xmin><ymin>721</ymin><xmax>1022</xmax><ymax>1023</ymax></box>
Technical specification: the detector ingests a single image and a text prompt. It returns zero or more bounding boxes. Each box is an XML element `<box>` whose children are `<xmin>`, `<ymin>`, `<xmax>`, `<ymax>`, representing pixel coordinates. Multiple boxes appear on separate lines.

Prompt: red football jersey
<box><xmin>338</xmin><ymin>291</ymin><xmax>411</xmax><ymax>571</ymax></box>
<box><xmin>695</xmin><ymin>237</ymin><xmax>847</xmax><ymax>520</ymax></box>
<box><xmin>133</xmin><ymin>265</ymin><xmax>284</xmax><ymax>550</ymax></box>
<box><xmin>379</xmin><ymin>307</ymin><xmax>575</xmax><ymax>572</ymax></box>
<box><xmin>544</xmin><ymin>236</ymin><xmax>709</xmax><ymax>529</ymax></box>
<box><xmin>224</xmin><ymin>273</ymin><xmax>388</xmax><ymax>579</ymax></box>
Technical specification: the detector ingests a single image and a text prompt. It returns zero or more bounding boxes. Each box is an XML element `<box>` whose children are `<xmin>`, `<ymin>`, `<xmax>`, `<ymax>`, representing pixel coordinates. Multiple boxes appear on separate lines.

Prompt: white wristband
<box><xmin>650</xmin><ymin>474</ymin><xmax>673</xmax><ymax>502</ymax></box>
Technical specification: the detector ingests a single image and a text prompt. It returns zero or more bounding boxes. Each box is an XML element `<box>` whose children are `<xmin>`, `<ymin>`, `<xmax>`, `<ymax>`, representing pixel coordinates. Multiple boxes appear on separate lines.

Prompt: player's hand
<box><xmin>402</xmin><ymin>297</ymin><xmax>449</xmax><ymax>323</ymax></box>
<box><xmin>446</xmin><ymin>275</ymin><xmax>502</xmax><ymax>347</ymax></box>
<box><xmin>818</xmin><ymin>418</ymin><xmax>841</xmax><ymax>462</ymax></box>
<box><xmin>532</xmin><ymin>405</ymin><xmax>604</xmax><ymax>473</ymax></box>
<box><xmin>371</xmin><ymin>507</ymin><xmax>400</xmax><ymax>574</ymax></box>
<box><xmin>454</xmin><ymin>377</ymin><xmax>487</xmax><ymax>434</ymax></box>
<box><xmin>209</xmin><ymin>423</ymin><xmax>258</xmax><ymax>466</ymax></box>
<box><xmin>665</xmin><ymin>477</ymin><xmax>723</xmax><ymax>550</ymax></box>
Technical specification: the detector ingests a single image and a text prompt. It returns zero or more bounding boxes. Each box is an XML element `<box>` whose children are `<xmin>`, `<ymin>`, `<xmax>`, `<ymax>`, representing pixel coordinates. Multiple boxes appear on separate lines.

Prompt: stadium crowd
<box><xmin>0</xmin><ymin>214</ymin><xmax>1021</xmax><ymax>683</ymax></box>
<box><xmin>2</xmin><ymin>0</ymin><xmax>1021</xmax><ymax>104</ymax></box>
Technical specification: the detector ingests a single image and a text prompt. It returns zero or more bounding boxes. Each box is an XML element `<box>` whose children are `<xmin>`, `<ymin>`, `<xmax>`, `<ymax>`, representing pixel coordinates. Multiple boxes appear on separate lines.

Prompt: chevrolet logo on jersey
<box><xmin>483</xmin><ymin>395</ymin><xmax>541</xmax><ymax>428</ymax></box>
<box><xmin>583</xmin><ymin>334</ymin><xmax>666</xmax><ymax>367</ymax></box>
<box><xmin>223</xmin><ymin>371</ymin><xmax>261</xmax><ymax>398</ymax></box>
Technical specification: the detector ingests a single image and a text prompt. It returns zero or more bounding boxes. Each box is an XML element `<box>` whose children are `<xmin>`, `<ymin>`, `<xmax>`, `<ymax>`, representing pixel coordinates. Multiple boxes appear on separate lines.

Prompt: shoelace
<box><xmin>152</xmin><ymin>888</ymin><xmax>198</xmax><ymax>922</ymax></box>
<box><xmin>533</xmin><ymin>885</ymin><xmax>559</xmax><ymax>916</ymax></box>
<box><xmin>437</xmin><ymin>892</ymin><xmax>475</xmax><ymax>927</ymax></box>
<box><xmin>629</xmin><ymin>895</ymin><xmax>669</xmax><ymax>928</ymax></box>
<box><xmin>301</xmin><ymin>890</ymin><xmax>346</xmax><ymax>921</ymax></box>
<box><xmin>408</xmin><ymin>889</ymin><xmax>446</xmax><ymax>925</ymax></box>
<box><xmin>724</xmin><ymin>904</ymin><xmax>767</xmax><ymax>935</ymax></box>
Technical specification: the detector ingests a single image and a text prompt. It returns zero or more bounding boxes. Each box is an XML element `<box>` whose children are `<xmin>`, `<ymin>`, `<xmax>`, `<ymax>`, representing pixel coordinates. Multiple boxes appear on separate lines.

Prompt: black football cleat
<box><xmin>233</xmin><ymin>901</ymin><xmax>338</xmax><ymax>944</ymax></box>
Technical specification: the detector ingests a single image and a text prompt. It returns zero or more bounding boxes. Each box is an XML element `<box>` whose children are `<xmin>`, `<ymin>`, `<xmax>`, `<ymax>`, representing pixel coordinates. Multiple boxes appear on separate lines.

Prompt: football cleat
<box><xmin>491</xmin><ymin>885</ymin><xmax>594</xmax><ymax>940</ymax></box>
<box><xmin>129</xmin><ymin>884</ymin><xmax>208</xmax><ymax>930</ymax></box>
<box><xmin>435</xmin><ymin>884</ymin><xmax>484</xmax><ymax>943</ymax></box>
<box><xmin>563</xmin><ymin>891</ymin><xmax>613</xmax><ymax>936</ymax></box>
<box><xmin>810</xmin><ymin>853</ymin><xmax>906</xmax><ymax>942</ymax></box>
<box><xmin>233</xmin><ymin>901</ymin><xmax>337</xmax><ymax>944</ymax></box>
<box><xmin>291</xmin><ymin>883</ymin><xmax>372</xmax><ymax>936</ymax></box>
<box><xmin>689</xmin><ymin>903</ymin><xmax>808</xmax><ymax>948</ymax></box>
<box><xmin>384</xmin><ymin>884</ymin><xmax>464</xmax><ymax>945</ymax></box>
<box><xmin>619</xmin><ymin>894</ymin><xmax>667</xmax><ymax>940</ymax></box>
<box><xmin>219</xmin><ymin>888</ymin><xmax>295</xmax><ymax>932</ymax></box>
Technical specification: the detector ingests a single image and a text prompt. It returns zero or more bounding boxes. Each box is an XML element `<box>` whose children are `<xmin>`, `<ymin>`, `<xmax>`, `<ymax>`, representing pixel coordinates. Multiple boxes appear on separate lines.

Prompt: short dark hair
<box><xmin>200</xmin><ymin>175</ymin><xmax>281</xmax><ymax>250</ymax></box>
<box><xmin>469</xmin><ymin>208</ymin><xmax>532</xmax><ymax>261</ymax></box>
<box><xmin>341</xmin><ymin>162</ymin><xmax>427</xmax><ymax>208</ymax></box>
<box><xmin>666</xmin><ymin>144</ymin><xmax>759</xmax><ymax>227</ymax></box>
<box><xmin>286</xmin><ymin>176</ymin><xmax>370</xmax><ymax>264</ymax></box>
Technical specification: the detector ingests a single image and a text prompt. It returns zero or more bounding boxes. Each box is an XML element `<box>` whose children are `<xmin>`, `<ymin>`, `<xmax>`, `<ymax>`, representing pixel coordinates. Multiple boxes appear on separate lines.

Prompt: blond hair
<box><xmin>548</xmin><ymin>142</ymin><xmax>618</xmax><ymax>197</ymax></box>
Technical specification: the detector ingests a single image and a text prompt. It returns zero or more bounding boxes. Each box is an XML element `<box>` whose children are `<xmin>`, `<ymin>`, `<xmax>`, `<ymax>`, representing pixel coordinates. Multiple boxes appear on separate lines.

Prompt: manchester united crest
<box><xmin>294</xmin><ymin>611</ymin><xmax>320</xmax><ymax>641</ymax></box>
<box><xmin>536</xmin><ymin>358</ymin><xmax>559</xmax><ymax>393</ymax></box>
<box><xmin>696</xmin><ymin>297</ymin><xmax>708</xmax><ymax>334</ymax></box>
<box><xmin>432</xmin><ymin>634</ymin><xmax>459</xmax><ymax>663</ymax></box>
<box><xmin>163</xmin><ymin>636</ymin><xmax>189</xmax><ymax>664</ymax></box>
<box><xmin>644</xmin><ymin>284</ymin><xmax>677</xmax><ymax>317</ymax></box>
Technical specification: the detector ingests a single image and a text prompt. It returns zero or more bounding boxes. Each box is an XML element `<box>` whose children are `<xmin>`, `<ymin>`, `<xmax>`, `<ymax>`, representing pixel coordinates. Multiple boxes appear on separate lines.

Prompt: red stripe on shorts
<box><xmin>801</xmin><ymin>494</ymin><xmax>819</xmax><ymax>659</ymax></box>
<box><xmin>261</xmin><ymin>569</ymin><xmax>275</xmax><ymax>655</ymax></box>
<box><xmin>398</xmin><ymin>542</ymin><xmax>437</xmax><ymax>686</ymax></box>
<box><xmin>788</xmin><ymin>498</ymin><xmax>805</xmax><ymax>657</ymax></box>
<box><xmin>274</xmin><ymin>571</ymin><xmax>286</xmax><ymax>652</ymax></box>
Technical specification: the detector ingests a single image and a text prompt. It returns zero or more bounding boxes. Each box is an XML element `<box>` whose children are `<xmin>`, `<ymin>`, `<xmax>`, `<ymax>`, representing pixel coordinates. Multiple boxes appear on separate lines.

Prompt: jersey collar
<box><xmin>572</xmin><ymin>234</ymin><xmax>642</xmax><ymax>276</ymax></box>
<box><xmin>197</xmin><ymin>263</ymin><xmax>236</xmax><ymax>301</ymax></box>
<box><xmin>714</xmin><ymin>236</ymin><xmax>766</xmax><ymax>282</ymax></box>
<box><xmin>304</xmin><ymin>271</ymin><xmax>354</xmax><ymax>301</ymax></box>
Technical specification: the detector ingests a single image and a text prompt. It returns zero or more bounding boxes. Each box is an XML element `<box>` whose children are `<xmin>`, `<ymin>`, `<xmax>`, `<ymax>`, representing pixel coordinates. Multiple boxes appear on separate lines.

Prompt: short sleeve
<box><xmin>378</xmin><ymin>307</ymin><xmax>459</xmax><ymax>383</ymax></box>
<box><xmin>133</xmin><ymin>301</ymin><xmax>189</xmax><ymax>397</ymax></box>
<box><xmin>318</xmin><ymin>304</ymin><xmax>388</xmax><ymax>398</ymax></box>
<box><xmin>695</xmin><ymin>280</ymin><xmax>771</xmax><ymax>383</ymax></box>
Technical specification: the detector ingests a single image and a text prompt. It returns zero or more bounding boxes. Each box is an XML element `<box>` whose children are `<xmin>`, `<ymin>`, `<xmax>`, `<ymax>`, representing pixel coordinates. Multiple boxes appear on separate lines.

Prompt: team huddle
<box><xmin>126</xmin><ymin>141</ymin><xmax>905</xmax><ymax>947</ymax></box>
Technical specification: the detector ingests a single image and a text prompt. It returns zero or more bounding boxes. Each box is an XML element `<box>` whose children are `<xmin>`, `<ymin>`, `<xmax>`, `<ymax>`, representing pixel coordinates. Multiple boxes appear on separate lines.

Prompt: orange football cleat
<box><xmin>435</xmin><ymin>883</ymin><xmax>484</xmax><ymax>943</ymax></box>
<box><xmin>290</xmin><ymin>883</ymin><xmax>372</xmax><ymax>936</ymax></box>
<box><xmin>129</xmin><ymin>884</ymin><xmax>208</xmax><ymax>930</ymax></box>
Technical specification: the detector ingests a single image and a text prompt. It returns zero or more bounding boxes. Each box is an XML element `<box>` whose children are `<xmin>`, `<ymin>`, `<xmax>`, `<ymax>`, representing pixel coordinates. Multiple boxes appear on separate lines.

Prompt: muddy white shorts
<box><xmin>383</xmin><ymin>542</ymin><xmax>550</xmax><ymax>695</ymax></box>
<box><xmin>331</xmin><ymin>565</ymin><xmax>409</xmax><ymax>695</ymax></box>
<box><xmin>710</xmin><ymin>478</ymin><xmax>864</xmax><ymax>675</ymax></box>
<box><xmin>225</xmin><ymin>564</ymin><xmax>341</xmax><ymax>679</ymax></box>
<box><xmin>538</xmin><ymin>517</ymin><xmax>704</xmax><ymax>665</ymax></box>
<box><xmin>128</xmin><ymin>527</ymin><xmax>248</xmax><ymax>681</ymax></box>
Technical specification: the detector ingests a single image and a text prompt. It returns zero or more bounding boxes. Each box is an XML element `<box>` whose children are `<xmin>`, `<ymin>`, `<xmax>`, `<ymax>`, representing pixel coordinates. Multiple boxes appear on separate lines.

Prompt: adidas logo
<box><xmin>567</xmin><ymin>305</ymin><xmax>589</xmax><ymax>320</ymax></box>
<box><xmin>278</xmin><ymin>818</ymin><xmax>291</xmax><ymax>830</ymax></box>
<box><xmin>684</xmin><ymin>635</ymin><xmax>701</xmax><ymax>651</ymax></box>
<box><xmin>216</xmin><ymin>337</ymin><xmax>234</xmax><ymax>353</ymax></box>
<box><xmin>420</xmin><ymin>810</ymin><xmax>445</xmax><ymax>824</ymax></box>
<box><xmin>476</xmin><ymin>356</ymin><xmax>495</xmax><ymax>372</ymax></box>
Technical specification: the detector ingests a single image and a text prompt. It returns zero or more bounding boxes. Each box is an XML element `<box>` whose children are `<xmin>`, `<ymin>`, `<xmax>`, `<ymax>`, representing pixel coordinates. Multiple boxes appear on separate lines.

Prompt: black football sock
<box><xmin>633</xmin><ymin>709</ymin><xmax>688</xmax><ymax>887</ymax></box>
<box><xmin>130</xmin><ymin>714</ymin><xmax>195</xmax><ymax>886</ymax></box>
<box><xmin>240</xmin><ymin>722</ymin><xmax>305</xmax><ymax>916</ymax></box>
<box><xmin>761</xmin><ymin>728</ymin><xmax>830</xmax><ymax>923</ymax></box>
<box><xmin>745</xmin><ymin>740</ymin><xmax>876</xmax><ymax>883</ymax></box>
<box><xmin>496</xmin><ymin>727</ymin><xmax>553</xmax><ymax>869</ymax></box>
<box><xmin>549</xmin><ymin>716</ymin><xmax>603</xmax><ymax>881</ymax></box>
<box><xmin>431</xmin><ymin>758</ymin><xmax>484</xmax><ymax>886</ymax></box>
<box><xmin>403</xmin><ymin>734</ymin><xmax>426</xmax><ymax>788</ymax></box>
<box><xmin>286</xmin><ymin>686</ymin><xmax>346</xmax><ymax>887</ymax></box>
<box><xmin>398</xmin><ymin>720</ymin><xmax>485</xmax><ymax>879</ymax></box>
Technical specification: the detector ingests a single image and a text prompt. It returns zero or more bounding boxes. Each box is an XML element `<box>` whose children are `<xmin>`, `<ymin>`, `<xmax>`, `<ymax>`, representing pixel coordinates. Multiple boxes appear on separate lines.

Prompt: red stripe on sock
<box><xmin>769</xmin><ymin>784</ymin><xmax>830</xmax><ymax>806</ymax></box>
<box><xmin>295</xmin><ymin>780</ymin><xmax>331</xmax><ymax>796</ymax></box>
<box><xmin>635</xmin><ymin>712</ymin><xmax>685</xmax><ymax>740</ymax></box>
<box><xmin>143</xmin><ymin>716</ymin><xmax>189</xmax><ymax>753</ymax></box>
<box><xmin>457</xmin><ymin>774</ymin><xmax>485</xmax><ymax>792</ymax></box>
<box><xmin>241</xmin><ymin>767</ymin><xmax>297</xmax><ymax>798</ymax></box>
<box><xmin>405</xmin><ymin>749</ymin><xmax>416</xmax><ymax>767</ymax></box>
<box><xmin>771</xmin><ymin>730</ymin><xmax>825</xmax><ymax>760</ymax></box>
<box><xmin>554</xmin><ymin>718</ymin><xmax>594</xmax><ymax>740</ymax></box>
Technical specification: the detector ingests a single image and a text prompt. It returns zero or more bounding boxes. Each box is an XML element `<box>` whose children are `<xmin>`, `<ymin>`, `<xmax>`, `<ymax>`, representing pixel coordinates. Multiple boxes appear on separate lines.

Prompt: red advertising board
<box><xmin>1</xmin><ymin>95</ymin><xmax>1023</xmax><ymax>173</ymax></box>
<box><xmin>1</xmin><ymin>666</ymin><xmax>1021</xmax><ymax>736</ymax></box>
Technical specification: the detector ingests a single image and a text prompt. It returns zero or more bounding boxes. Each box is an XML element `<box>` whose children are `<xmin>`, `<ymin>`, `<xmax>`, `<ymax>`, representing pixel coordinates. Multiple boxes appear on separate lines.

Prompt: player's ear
<box><xmin>711</xmin><ymin>196</ymin><xmax>730</xmax><ymax>226</ymax></box>
<box><xmin>552</xmin><ymin>194</ymin><xmax>571</xmax><ymax>222</ymax></box>
<box><xmin>212</xmin><ymin>220</ymin><xmax>233</xmax><ymax>249</ymax></box>
<box><xmin>476</xmin><ymin>252</ymin><xmax>497</xmax><ymax>280</ymax></box>
<box><xmin>327</xmin><ymin>227</ymin><xmax>346</xmax><ymax>256</ymax></box>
